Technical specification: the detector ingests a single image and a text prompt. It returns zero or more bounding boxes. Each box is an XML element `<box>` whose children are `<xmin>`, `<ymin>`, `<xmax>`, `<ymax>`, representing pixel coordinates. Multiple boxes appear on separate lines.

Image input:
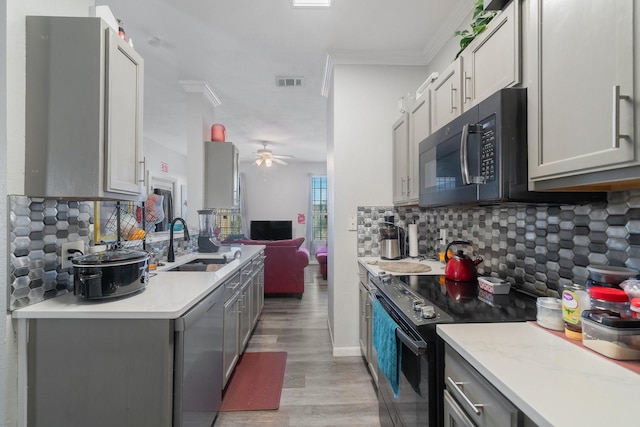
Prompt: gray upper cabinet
<box><xmin>392</xmin><ymin>113</ymin><xmax>410</xmax><ymax>205</ymax></box>
<box><xmin>527</xmin><ymin>0</ymin><xmax>639</xmax><ymax>190</ymax></box>
<box><xmin>406</xmin><ymin>89</ymin><xmax>431</xmax><ymax>205</ymax></box>
<box><xmin>430</xmin><ymin>58</ymin><xmax>463</xmax><ymax>134</ymax></box>
<box><xmin>429</xmin><ymin>1</ymin><xmax>520</xmax><ymax>133</ymax></box>
<box><xmin>205</xmin><ymin>141</ymin><xmax>240</xmax><ymax>208</ymax></box>
<box><xmin>25</xmin><ymin>16</ymin><xmax>144</xmax><ymax>200</ymax></box>
<box><xmin>460</xmin><ymin>0</ymin><xmax>520</xmax><ymax>111</ymax></box>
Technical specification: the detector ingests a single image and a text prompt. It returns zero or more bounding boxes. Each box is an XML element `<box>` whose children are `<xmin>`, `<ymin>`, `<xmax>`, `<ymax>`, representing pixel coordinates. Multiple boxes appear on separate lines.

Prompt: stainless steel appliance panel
<box><xmin>174</xmin><ymin>285</ymin><xmax>225</xmax><ymax>427</ymax></box>
<box><xmin>375</xmin><ymin>295</ymin><xmax>436</xmax><ymax>426</ymax></box>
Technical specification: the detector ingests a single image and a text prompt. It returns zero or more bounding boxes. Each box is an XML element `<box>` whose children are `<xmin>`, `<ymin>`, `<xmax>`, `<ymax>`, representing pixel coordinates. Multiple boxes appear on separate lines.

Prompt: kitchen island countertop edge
<box><xmin>437</xmin><ymin>322</ymin><xmax>640</xmax><ymax>426</ymax></box>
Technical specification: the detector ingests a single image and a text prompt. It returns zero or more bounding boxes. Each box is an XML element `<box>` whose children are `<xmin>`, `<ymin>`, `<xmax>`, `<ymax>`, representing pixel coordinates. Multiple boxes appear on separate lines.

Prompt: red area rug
<box><xmin>219</xmin><ymin>351</ymin><xmax>287</xmax><ymax>412</ymax></box>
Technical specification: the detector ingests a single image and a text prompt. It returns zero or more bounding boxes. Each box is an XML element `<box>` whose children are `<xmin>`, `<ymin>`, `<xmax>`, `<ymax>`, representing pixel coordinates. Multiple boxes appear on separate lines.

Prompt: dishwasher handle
<box><xmin>175</xmin><ymin>286</ymin><xmax>223</xmax><ymax>332</ymax></box>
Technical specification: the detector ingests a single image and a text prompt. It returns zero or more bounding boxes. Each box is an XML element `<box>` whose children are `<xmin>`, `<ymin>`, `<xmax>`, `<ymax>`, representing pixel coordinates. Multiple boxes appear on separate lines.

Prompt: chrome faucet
<box><xmin>168</xmin><ymin>217</ymin><xmax>190</xmax><ymax>263</ymax></box>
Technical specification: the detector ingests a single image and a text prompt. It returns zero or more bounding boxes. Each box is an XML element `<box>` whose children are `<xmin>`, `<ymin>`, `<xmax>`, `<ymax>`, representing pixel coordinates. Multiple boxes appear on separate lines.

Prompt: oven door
<box><xmin>376</xmin><ymin>297</ymin><xmax>436</xmax><ymax>427</ymax></box>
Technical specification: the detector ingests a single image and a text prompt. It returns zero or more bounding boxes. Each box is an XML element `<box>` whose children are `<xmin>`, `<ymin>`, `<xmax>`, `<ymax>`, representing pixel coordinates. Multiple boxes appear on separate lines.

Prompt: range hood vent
<box><xmin>276</xmin><ymin>76</ymin><xmax>304</xmax><ymax>87</ymax></box>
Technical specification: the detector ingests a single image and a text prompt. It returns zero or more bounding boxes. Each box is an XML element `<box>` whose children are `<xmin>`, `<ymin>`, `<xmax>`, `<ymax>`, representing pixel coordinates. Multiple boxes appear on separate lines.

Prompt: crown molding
<box><xmin>326</xmin><ymin>1</ymin><xmax>472</xmax><ymax>67</ymax></box>
<box><xmin>421</xmin><ymin>0</ymin><xmax>473</xmax><ymax>64</ymax></box>
<box><xmin>328</xmin><ymin>50</ymin><xmax>428</xmax><ymax>66</ymax></box>
<box><xmin>178</xmin><ymin>80</ymin><xmax>222</xmax><ymax>107</ymax></box>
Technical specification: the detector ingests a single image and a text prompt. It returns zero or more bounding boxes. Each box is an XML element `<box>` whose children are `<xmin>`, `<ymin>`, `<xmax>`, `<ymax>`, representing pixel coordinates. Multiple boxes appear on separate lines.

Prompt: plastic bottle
<box><xmin>561</xmin><ymin>283</ymin><xmax>590</xmax><ymax>340</ymax></box>
<box><xmin>117</xmin><ymin>19</ymin><xmax>126</xmax><ymax>41</ymax></box>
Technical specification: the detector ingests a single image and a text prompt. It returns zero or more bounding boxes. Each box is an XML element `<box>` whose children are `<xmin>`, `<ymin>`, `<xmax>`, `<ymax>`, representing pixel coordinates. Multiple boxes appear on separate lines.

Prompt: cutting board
<box><xmin>368</xmin><ymin>261</ymin><xmax>432</xmax><ymax>274</ymax></box>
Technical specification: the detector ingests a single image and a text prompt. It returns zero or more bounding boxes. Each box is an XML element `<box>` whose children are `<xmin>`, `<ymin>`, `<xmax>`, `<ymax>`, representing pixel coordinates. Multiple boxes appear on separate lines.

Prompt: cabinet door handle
<box><xmin>450</xmin><ymin>83</ymin><xmax>457</xmax><ymax>113</ymax></box>
<box><xmin>446</xmin><ymin>376</ymin><xmax>483</xmax><ymax>416</ymax></box>
<box><xmin>406</xmin><ymin>177</ymin><xmax>411</xmax><ymax>196</ymax></box>
<box><xmin>613</xmin><ymin>85</ymin><xmax>631</xmax><ymax>148</ymax></box>
<box><xmin>138</xmin><ymin>157</ymin><xmax>147</xmax><ymax>185</ymax></box>
<box><xmin>464</xmin><ymin>72</ymin><xmax>472</xmax><ymax>103</ymax></box>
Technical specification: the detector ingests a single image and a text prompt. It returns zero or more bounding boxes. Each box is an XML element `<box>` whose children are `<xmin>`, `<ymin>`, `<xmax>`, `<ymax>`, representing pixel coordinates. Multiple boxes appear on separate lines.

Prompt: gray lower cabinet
<box><xmin>222</xmin><ymin>285</ymin><xmax>241</xmax><ymax>387</ymax></box>
<box><xmin>358</xmin><ymin>267</ymin><xmax>378</xmax><ymax>387</ymax></box>
<box><xmin>221</xmin><ymin>252</ymin><xmax>265</xmax><ymax>388</ymax></box>
<box><xmin>444</xmin><ymin>343</ymin><xmax>535</xmax><ymax>427</ymax></box>
<box><xmin>239</xmin><ymin>278</ymin><xmax>253</xmax><ymax>350</ymax></box>
<box><xmin>27</xmin><ymin>319</ymin><xmax>174</xmax><ymax>427</ymax></box>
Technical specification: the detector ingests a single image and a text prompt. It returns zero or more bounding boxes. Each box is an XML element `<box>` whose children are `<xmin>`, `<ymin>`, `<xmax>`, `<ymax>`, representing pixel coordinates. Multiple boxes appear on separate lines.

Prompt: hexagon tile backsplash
<box><xmin>358</xmin><ymin>190</ymin><xmax>640</xmax><ymax>298</ymax></box>
<box><xmin>8</xmin><ymin>196</ymin><xmax>93</xmax><ymax>310</ymax></box>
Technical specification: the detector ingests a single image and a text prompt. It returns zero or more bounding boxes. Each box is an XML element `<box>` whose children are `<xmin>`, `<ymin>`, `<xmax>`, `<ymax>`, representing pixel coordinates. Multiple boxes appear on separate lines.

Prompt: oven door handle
<box><xmin>395</xmin><ymin>328</ymin><xmax>428</xmax><ymax>355</ymax></box>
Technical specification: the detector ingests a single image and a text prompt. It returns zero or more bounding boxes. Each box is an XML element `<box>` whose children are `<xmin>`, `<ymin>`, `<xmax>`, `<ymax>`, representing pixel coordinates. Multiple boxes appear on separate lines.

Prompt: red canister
<box><xmin>210</xmin><ymin>124</ymin><xmax>226</xmax><ymax>142</ymax></box>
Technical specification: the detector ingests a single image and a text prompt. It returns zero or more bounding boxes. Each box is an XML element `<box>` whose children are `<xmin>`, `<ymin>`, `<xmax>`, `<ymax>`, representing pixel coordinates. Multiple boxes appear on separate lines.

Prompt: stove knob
<box><xmin>412</xmin><ymin>300</ymin><xmax>426</xmax><ymax>311</ymax></box>
<box><xmin>421</xmin><ymin>306</ymin><xmax>436</xmax><ymax>319</ymax></box>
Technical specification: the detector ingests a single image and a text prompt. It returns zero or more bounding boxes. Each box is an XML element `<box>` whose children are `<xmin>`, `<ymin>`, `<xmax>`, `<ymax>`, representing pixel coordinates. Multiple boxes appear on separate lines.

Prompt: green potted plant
<box><xmin>454</xmin><ymin>0</ymin><xmax>498</xmax><ymax>58</ymax></box>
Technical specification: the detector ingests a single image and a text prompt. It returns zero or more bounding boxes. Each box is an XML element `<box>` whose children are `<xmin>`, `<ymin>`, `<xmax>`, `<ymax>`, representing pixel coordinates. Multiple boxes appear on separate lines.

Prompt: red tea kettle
<box><xmin>444</xmin><ymin>241</ymin><xmax>483</xmax><ymax>282</ymax></box>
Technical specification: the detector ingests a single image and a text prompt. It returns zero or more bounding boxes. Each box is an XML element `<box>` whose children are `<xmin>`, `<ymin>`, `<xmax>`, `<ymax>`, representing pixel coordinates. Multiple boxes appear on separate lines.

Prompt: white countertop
<box><xmin>13</xmin><ymin>245</ymin><xmax>264</xmax><ymax>320</ymax></box>
<box><xmin>437</xmin><ymin>322</ymin><xmax>640</xmax><ymax>426</ymax></box>
<box><xmin>358</xmin><ymin>256</ymin><xmax>445</xmax><ymax>276</ymax></box>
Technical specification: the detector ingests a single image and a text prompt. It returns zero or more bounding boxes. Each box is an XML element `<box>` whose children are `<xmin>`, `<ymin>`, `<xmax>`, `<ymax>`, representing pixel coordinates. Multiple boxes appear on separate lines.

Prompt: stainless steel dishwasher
<box><xmin>173</xmin><ymin>285</ymin><xmax>225</xmax><ymax>427</ymax></box>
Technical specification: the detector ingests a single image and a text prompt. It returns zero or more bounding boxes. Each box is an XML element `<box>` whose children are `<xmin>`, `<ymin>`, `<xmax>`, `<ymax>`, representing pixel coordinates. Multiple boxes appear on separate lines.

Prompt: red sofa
<box><xmin>316</xmin><ymin>245</ymin><xmax>327</xmax><ymax>280</ymax></box>
<box><xmin>233</xmin><ymin>237</ymin><xmax>309</xmax><ymax>298</ymax></box>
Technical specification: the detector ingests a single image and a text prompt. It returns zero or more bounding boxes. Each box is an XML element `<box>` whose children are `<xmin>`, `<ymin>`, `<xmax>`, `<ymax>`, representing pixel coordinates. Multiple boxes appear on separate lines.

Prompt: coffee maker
<box><xmin>380</xmin><ymin>216</ymin><xmax>404</xmax><ymax>260</ymax></box>
<box><xmin>197</xmin><ymin>209</ymin><xmax>221</xmax><ymax>253</ymax></box>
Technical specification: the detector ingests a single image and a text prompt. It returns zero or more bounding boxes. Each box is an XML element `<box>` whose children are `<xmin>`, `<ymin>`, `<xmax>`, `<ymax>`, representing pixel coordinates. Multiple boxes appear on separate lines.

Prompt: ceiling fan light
<box><xmin>255</xmin><ymin>158</ymin><xmax>263</xmax><ymax>166</ymax></box>
<box><xmin>265</xmin><ymin>158</ymin><xmax>273</xmax><ymax>167</ymax></box>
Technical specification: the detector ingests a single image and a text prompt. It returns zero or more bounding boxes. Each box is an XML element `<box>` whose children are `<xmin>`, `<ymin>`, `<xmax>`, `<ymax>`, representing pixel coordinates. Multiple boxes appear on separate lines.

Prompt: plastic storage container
<box><xmin>478</xmin><ymin>276</ymin><xmax>511</xmax><ymax>294</ymax></box>
<box><xmin>536</xmin><ymin>297</ymin><xmax>564</xmax><ymax>331</ymax></box>
<box><xmin>581</xmin><ymin>309</ymin><xmax>640</xmax><ymax>360</ymax></box>
<box><xmin>631</xmin><ymin>298</ymin><xmax>640</xmax><ymax>319</ymax></box>
<box><xmin>588</xmin><ymin>286</ymin><xmax>631</xmax><ymax>317</ymax></box>
<box><xmin>562</xmin><ymin>283</ymin><xmax>590</xmax><ymax>340</ymax></box>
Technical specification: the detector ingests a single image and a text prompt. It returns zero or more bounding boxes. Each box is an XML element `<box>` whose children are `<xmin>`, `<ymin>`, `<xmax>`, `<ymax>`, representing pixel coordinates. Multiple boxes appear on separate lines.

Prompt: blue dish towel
<box><xmin>373</xmin><ymin>299</ymin><xmax>401</xmax><ymax>397</ymax></box>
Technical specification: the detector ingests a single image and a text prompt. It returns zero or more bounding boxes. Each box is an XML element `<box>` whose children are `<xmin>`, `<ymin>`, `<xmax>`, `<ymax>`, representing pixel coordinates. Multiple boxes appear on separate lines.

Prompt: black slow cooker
<box><xmin>72</xmin><ymin>249</ymin><xmax>150</xmax><ymax>299</ymax></box>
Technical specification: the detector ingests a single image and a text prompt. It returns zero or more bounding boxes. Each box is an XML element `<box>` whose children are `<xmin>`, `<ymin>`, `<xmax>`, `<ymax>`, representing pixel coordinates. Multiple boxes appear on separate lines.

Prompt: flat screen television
<box><xmin>250</xmin><ymin>220</ymin><xmax>293</xmax><ymax>241</ymax></box>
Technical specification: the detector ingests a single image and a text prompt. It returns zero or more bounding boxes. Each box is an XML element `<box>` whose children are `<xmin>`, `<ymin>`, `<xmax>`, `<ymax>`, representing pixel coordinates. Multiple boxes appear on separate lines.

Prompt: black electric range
<box><xmin>371</xmin><ymin>273</ymin><xmax>537</xmax><ymax>427</ymax></box>
<box><xmin>372</xmin><ymin>273</ymin><xmax>537</xmax><ymax>340</ymax></box>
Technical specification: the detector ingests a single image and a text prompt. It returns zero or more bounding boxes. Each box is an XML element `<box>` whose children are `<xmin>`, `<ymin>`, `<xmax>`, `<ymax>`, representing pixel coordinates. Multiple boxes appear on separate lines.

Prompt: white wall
<box><xmin>239</xmin><ymin>161</ymin><xmax>326</xmax><ymax>246</ymax></box>
<box><xmin>1</xmin><ymin>0</ymin><xmax>8</xmax><ymax>424</ymax></box>
<box><xmin>144</xmin><ymin>138</ymin><xmax>188</xmax><ymax>218</ymax></box>
<box><xmin>329</xmin><ymin>64</ymin><xmax>428</xmax><ymax>354</ymax></box>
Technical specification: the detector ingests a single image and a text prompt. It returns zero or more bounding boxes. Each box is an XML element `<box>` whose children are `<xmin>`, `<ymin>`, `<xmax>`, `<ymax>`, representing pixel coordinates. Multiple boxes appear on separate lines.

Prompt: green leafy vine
<box><xmin>454</xmin><ymin>0</ymin><xmax>498</xmax><ymax>59</ymax></box>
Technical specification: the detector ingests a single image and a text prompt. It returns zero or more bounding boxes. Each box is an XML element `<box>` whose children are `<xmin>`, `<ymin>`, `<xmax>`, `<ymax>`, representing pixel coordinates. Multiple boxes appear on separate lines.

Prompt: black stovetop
<box><xmin>372</xmin><ymin>274</ymin><xmax>537</xmax><ymax>341</ymax></box>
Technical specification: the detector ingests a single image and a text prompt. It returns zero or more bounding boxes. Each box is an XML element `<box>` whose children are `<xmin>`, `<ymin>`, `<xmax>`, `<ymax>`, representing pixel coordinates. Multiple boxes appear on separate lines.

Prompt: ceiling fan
<box><xmin>253</xmin><ymin>143</ymin><xmax>294</xmax><ymax>167</ymax></box>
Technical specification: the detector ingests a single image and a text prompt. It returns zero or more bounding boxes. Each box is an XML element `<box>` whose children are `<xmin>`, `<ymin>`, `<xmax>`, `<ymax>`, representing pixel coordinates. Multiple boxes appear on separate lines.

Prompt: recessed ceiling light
<box><xmin>293</xmin><ymin>0</ymin><xmax>332</xmax><ymax>7</ymax></box>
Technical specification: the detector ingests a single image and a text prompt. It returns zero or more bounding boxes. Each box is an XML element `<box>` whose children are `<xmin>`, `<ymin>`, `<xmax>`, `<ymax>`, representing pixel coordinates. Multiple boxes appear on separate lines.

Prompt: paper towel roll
<box><xmin>408</xmin><ymin>224</ymin><xmax>418</xmax><ymax>257</ymax></box>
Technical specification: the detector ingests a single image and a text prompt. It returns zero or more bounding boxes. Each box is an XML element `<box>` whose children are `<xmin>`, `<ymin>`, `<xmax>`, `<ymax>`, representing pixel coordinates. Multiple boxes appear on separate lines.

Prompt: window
<box><xmin>311</xmin><ymin>176</ymin><xmax>327</xmax><ymax>241</ymax></box>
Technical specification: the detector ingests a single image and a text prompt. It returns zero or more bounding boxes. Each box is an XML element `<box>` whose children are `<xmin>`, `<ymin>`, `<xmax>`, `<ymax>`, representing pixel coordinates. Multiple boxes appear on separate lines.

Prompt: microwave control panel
<box><xmin>480</xmin><ymin>117</ymin><xmax>496</xmax><ymax>182</ymax></box>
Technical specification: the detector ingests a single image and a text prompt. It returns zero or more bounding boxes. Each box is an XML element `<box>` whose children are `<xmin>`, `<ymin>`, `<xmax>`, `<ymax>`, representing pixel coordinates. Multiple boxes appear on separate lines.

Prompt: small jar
<box><xmin>588</xmin><ymin>286</ymin><xmax>631</xmax><ymax>317</ymax></box>
<box><xmin>562</xmin><ymin>283</ymin><xmax>590</xmax><ymax>340</ymax></box>
<box><xmin>536</xmin><ymin>297</ymin><xmax>564</xmax><ymax>331</ymax></box>
<box><xmin>629</xmin><ymin>298</ymin><xmax>640</xmax><ymax>319</ymax></box>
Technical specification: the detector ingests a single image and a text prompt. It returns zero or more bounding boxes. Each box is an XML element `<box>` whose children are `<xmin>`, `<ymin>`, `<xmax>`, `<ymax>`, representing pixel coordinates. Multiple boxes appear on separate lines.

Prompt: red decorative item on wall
<box><xmin>211</xmin><ymin>124</ymin><xmax>226</xmax><ymax>142</ymax></box>
<box><xmin>297</xmin><ymin>214</ymin><xmax>305</xmax><ymax>224</ymax></box>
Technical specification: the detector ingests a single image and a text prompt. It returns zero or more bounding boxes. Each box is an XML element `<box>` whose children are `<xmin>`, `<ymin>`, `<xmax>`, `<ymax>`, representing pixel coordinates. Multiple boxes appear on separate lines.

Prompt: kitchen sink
<box><xmin>165</xmin><ymin>257</ymin><xmax>230</xmax><ymax>272</ymax></box>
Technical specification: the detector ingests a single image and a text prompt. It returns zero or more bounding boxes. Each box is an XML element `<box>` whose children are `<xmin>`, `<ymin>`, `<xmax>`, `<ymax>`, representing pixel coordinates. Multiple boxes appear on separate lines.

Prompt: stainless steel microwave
<box><xmin>418</xmin><ymin>88</ymin><xmax>603</xmax><ymax>208</ymax></box>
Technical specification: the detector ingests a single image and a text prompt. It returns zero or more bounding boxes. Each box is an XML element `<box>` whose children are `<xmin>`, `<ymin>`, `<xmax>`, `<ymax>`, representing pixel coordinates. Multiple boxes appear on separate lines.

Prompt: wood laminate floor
<box><xmin>215</xmin><ymin>265</ymin><xmax>381</xmax><ymax>426</ymax></box>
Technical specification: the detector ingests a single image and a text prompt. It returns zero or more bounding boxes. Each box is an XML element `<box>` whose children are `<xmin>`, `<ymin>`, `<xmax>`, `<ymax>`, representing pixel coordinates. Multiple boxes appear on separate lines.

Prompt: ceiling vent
<box><xmin>276</xmin><ymin>76</ymin><xmax>304</xmax><ymax>87</ymax></box>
